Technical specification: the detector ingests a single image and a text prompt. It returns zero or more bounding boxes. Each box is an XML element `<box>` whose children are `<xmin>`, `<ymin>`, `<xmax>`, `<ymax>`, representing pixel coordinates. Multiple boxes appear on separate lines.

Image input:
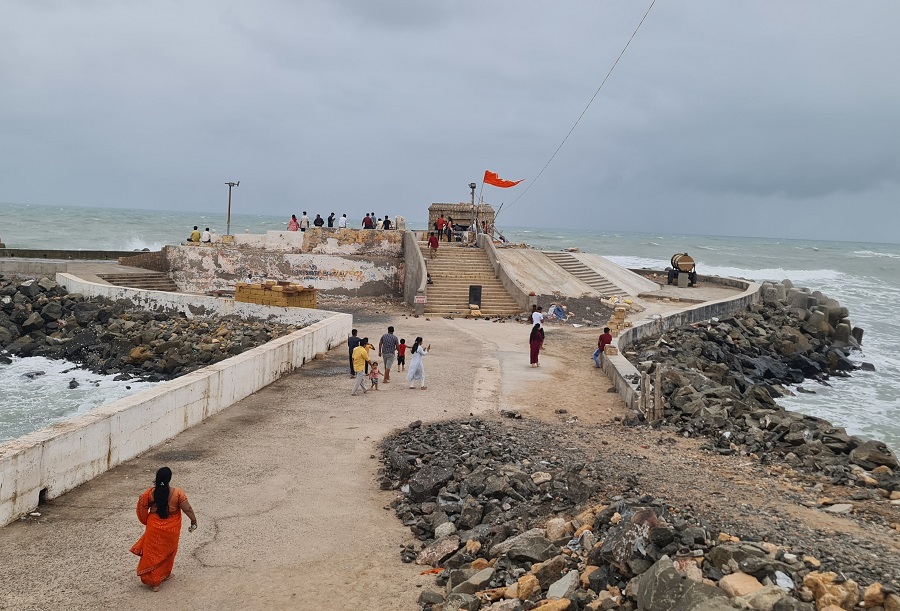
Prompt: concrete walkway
<box><xmin>0</xmin><ymin>315</ymin><xmax>602</xmax><ymax>610</ymax></box>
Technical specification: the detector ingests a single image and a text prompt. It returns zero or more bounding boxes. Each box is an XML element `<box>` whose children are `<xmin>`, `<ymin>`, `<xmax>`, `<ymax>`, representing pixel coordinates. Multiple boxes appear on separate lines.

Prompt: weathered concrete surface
<box><xmin>202</xmin><ymin>228</ymin><xmax>403</xmax><ymax>257</ymax></box>
<box><xmin>165</xmin><ymin>245</ymin><xmax>401</xmax><ymax>296</ymax></box>
<box><xmin>494</xmin><ymin>248</ymin><xmax>658</xmax><ymax>299</ymax></box>
<box><xmin>302</xmin><ymin>228</ymin><xmax>403</xmax><ymax>257</ymax></box>
<box><xmin>0</xmin><ymin>276</ymin><xmax>351</xmax><ymax>527</ymax></box>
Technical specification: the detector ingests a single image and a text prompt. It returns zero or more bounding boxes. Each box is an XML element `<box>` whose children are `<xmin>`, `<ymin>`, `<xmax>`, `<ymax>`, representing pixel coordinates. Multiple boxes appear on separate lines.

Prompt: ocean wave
<box><xmin>0</xmin><ymin>356</ymin><xmax>156</xmax><ymax>443</ymax></box>
<box><xmin>698</xmin><ymin>265</ymin><xmax>844</xmax><ymax>284</ymax></box>
<box><xmin>853</xmin><ymin>250</ymin><xmax>900</xmax><ymax>259</ymax></box>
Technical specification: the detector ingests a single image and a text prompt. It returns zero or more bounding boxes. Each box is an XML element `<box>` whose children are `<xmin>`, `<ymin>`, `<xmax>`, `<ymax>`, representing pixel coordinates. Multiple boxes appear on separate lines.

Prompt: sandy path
<box><xmin>0</xmin><ymin>315</ymin><xmax>615</xmax><ymax>610</ymax></box>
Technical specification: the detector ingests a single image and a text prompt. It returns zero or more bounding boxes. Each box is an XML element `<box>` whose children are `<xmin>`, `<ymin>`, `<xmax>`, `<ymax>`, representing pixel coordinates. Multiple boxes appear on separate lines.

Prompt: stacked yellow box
<box><xmin>234</xmin><ymin>281</ymin><xmax>317</xmax><ymax>308</ymax></box>
<box><xmin>606</xmin><ymin>306</ymin><xmax>628</xmax><ymax>336</ymax></box>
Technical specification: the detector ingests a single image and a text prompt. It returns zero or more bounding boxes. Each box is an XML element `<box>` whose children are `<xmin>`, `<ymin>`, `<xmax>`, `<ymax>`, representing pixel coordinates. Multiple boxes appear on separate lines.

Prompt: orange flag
<box><xmin>484</xmin><ymin>170</ymin><xmax>524</xmax><ymax>188</ymax></box>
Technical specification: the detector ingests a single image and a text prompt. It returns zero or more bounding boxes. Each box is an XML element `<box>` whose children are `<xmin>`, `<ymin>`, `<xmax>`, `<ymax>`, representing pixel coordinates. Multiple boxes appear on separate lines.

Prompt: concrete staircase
<box><xmin>543</xmin><ymin>252</ymin><xmax>628</xmax><ymax>297</ymax></box>
<box><xmin>97</xmin><ymin>272</ymin><xmax>180</xmax><ymax>292</ymax></box>
<box><xmin>419</xmin><ymin>243</ymin><xmax>521</xmax><ymax>316</ymax></box>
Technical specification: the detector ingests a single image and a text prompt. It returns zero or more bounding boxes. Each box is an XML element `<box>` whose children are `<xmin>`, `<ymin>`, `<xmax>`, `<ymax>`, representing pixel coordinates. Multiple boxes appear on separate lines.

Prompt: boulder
<box><xmin>444</xmin><ymin>592</ymin><xmax>480</xmax><ymax>611</ymax></box>
<box><xmin>635</xmin><ymin>557</ymin><xmax>735</xmax><ymax>611</ymax></box>
<box><xmin>517</xmin><ymin>574</ymin><xmax>541</xmax><ymax>601</ymax></box>
<box><xmin>719</xmin><ymin>572</ymin><xmax>764</xmax><ymax>597</ymax></box>
<box><xmin>416</xmin><ymin>535</ymin><xmax>461</xmax><ymax>567</ymax></box>
<box><xmin>531</xmin><ymin>555</ymin><xmax>568</xmax><ymax>588</ymax></box>
<box><xmin>546</xmin><ymin>570</ymin><xmax>579</xmax><ymax>600</ymax></box>
<box><xmin>491</xmin><ymin>528</ymin><xmax>559</xmax><ymax>563</ymax></box>
<box><xmin>850</xmin><ymin>440</ymin><xmax>899</xmax><ymax>469</ymax></box>
<box><xmin>409</xmin><ymin>465</ymin><xmax>455</xmax><ymax>502</ymax></box>
<box><xmin>802</xmin><ymin>572</ymin><xmax>859</xmax><ymax>610</ymax></box>
<box><xmin>733</xmin><ymin>585</ymin><xmax>790</xmax><ymax>611</ymax></box>
<box><xmin>862</xmin><ymin>583</ymin><xmax>885</xmax><ymax>608</ymax></box>
<box><xmin>451</xmin><ymin>568</ymin><xmax>495</xmax><ymax>595</ymax></box>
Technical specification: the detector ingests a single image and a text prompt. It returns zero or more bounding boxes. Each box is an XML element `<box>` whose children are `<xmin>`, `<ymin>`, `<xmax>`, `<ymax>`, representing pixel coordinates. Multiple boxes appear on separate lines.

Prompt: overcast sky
<box><xmin>2</xmin><ymin>1</ymin><xmax>898</xmax><ymax>242</ymax></box>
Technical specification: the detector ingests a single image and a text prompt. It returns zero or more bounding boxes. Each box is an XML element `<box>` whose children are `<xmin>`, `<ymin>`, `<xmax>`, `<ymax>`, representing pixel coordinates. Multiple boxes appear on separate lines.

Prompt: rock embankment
<box><xmin>381</xmin><ymin>419</ymin><xmax>900</xmax><ymax>611</ymax></box>
<box><xmin>625</xmin><ymin>282</ymin><xmax>898</xmax><ymax>490</ymax></box>
<box><xmin>0</xmin><ymin>275</ymin><xmax>302</xmax><ymax>381</ymax></box>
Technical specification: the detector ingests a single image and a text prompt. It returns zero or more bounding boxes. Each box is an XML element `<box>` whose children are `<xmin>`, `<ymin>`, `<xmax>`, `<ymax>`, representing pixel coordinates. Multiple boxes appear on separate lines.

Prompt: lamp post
<box><xmin>225</xmin><ymin>181</ymin><xmax>240</xmax><ymax>236</ymax></box>
<box><xmin>469</xmin><ymin>182</ymin><xmax>477</xmax><ymax>235</ymax></box>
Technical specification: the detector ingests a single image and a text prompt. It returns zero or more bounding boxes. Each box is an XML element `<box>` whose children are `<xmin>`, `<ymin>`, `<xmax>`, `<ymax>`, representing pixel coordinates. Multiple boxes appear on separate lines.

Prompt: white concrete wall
<box><xmin>208</xmin><ymin>230</ymin><xmax>304</xmax><ymax>252</ymax></box>
<box><xmin>57</xmin><ymin>273</ymin><xmax>326</xmax><ymax>325</ymax></box>
<box><xmin>0</xmin><ymin>278</ymin><xmax>352</xmax><ymax>527</ymax></box>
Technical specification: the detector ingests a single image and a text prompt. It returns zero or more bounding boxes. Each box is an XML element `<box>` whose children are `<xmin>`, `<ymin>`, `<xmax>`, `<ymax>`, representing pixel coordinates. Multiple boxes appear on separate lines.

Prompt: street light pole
<box><xmin>469</xmin><ymin>182</ymin><xmax>477</xmax><ymax>236</ymax></box>
<box><xmin>225</xmin><ymin>181</ymin><xmax>240</xmax><ymax>236</ymax></box>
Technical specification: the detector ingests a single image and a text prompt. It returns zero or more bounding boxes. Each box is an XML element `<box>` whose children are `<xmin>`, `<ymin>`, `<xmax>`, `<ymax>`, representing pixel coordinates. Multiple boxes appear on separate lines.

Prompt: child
<box><xmin>396</xmin><ymin>339</ymin><xmax>407</xmax><ymax>371</ymax></box>
<box><xmin>369</xmin><ymin>361</ymin><xmax>382</xmax><ymax>390</ymax></box>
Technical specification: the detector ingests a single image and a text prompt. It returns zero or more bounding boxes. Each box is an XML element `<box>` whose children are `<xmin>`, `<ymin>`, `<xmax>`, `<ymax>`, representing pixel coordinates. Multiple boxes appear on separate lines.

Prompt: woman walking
<box><xmin>130</xmin><ymin>467</ymin><xmax>198</xmax><ymax>592</ymax></box>
<box><xmin>406</xmin><ymin>336</ymin><xmax>431</xmax><ymax>389</ymax></box>
<box><xmin>529</xmin><ymin>323</ymin><xmax>545</xmax><ymax>367</ymax></box>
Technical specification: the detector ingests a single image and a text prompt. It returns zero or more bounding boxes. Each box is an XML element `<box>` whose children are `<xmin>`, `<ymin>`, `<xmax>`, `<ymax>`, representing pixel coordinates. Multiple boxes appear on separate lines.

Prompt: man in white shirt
<box><xmin>299</xmin><ymin>212</ymin><xmax>310</xmax><ymax>232</ymax></box>
<box><xmin>338</xmin><ymin>214</ymin><xmax>347</xmax><ymax>228</ymax></box>
<box><xmin>532</xmin><ymin>306</ymin><xmax>543</xmax><ymax>326</ymax></box>
<box><xmin>200</xmin><ymin>228</ymin><xmax>211</xmax><ymax>243</ymax></box>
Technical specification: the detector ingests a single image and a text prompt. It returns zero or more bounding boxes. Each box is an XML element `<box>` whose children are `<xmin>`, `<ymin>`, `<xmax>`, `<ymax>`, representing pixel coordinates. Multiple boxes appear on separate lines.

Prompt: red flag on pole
<box><xmin>483</xmin><ymin>170</ymin><xmax>524</xmax><ymax>188</ymax></box>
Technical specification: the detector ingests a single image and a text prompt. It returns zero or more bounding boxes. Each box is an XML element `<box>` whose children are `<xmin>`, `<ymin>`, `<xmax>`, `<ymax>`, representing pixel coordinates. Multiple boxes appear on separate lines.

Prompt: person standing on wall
<box><xmin>299</xmin><ymin>212</ymin><xmax>310</xmax><ymax>232</ymax></box>
<box><xmin>313</xmin><ymin>214</ymin><xmax>325</xmax><ymax>227</ymax></box>
<box><xmin>327</xmin><ymin>212</ymin><xmax>336</xmax><ymax>228</ymax></box>
<box><xmin>288</xmin><ymin>215</ymin><xmax>300</xmax><ymax>231</ymax></box>
<box><xmin>382</xmin><ymin>215</ymin><xmax>392</xmax><ymax>230</ymax></box>
<box><xmin>379</xmin><ymin>326</ymin><xmax>399</xmax><ymax>384</ymax></box>
<box><xmin>338</xmin><ymin>213</ymin><xmax>347</xmax><ymax>228</ymax></box>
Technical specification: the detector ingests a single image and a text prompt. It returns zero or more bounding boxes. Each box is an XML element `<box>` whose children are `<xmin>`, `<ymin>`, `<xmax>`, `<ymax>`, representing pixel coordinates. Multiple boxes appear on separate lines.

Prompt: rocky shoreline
<box><xmin>0</xmin><ymin>274</ymin><xmax>304</xmax><ymax>381</ymax></box>
<box><xmin>626</xmin><ymin>280</ymin><xmax>898</xmax><ymax>485</ymax></box>
<box><xmin>380</xmin><ymin>280</ymin><xmax>899</xmax><ymax>610</ymax></box>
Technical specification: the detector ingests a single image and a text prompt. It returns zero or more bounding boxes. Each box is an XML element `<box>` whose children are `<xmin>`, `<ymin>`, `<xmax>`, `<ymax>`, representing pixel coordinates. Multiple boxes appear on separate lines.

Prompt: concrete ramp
<box><xmin>494</xmin><ymin>248</ymin><xmax>657</xmax><ymax>298</ymax></box>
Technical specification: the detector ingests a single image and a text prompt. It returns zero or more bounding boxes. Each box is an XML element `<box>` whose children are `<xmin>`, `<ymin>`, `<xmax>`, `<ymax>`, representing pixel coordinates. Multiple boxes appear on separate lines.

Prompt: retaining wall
<box><xmin>0</xmin><ymin>249</ymin><xmax>144</xmax><ymax>260</ymax></box>
<box><xmin>403</xmin><ymin>230</ymin><xmax>427</xmax><ymax>307</ymax></box>
<box><xmin>163</xmin><ymin>245</ymin><xmax>401</xmax><ymax>296</ymax></box>
<box><xmin>0</xmin><ymin>278</ymin><xmax>352</xmax><ymax>527</ymax></box>
<box><xmin>602</xmin><ymin>278</ymin><xmax>762</xmax><ymax>410</ymax></box>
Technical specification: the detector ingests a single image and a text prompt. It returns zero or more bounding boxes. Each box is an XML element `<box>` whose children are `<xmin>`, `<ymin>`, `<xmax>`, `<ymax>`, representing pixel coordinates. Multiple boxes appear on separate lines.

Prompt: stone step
<box><xmin>98</xmin><ymin>273</ymin><xmax>179</xmax><ymax>292</ymax></box>
<box><xmin>543</xmin><ymin>252</ymin><xmax>628</xmax><ymax>297</ymax></box>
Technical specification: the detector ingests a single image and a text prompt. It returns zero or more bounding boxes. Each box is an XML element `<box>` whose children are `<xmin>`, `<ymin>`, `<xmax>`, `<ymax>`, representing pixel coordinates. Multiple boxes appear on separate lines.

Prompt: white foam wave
<box><xmin>0</xmin><ymin>357</ymin><xmax>157</xmax><ymax>443</ymax></box>
<box><xmin>698</xmin><ymin>265</ymin><xmax>844</xmax><ymax>285</ymax></box>
<box><xmin>853</xmin><ymin>250</ymin><xmax>900</xmax><ymax>259</ymax></box>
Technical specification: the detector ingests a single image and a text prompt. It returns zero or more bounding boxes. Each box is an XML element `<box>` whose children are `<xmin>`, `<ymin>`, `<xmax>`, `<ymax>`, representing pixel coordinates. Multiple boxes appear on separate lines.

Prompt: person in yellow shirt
<box><xmin>351</xmin><ymin>338</ymin><xmax>372</xmax><ymax>396</ymax></box>
<box><xmin>188</xmin><ymin>226</ymin><xmax>201</xmax><ymax>243</ymax></box>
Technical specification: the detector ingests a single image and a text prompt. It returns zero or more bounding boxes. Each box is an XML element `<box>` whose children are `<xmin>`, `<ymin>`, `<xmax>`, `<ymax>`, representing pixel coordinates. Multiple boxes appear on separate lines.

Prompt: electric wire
<box><xmin>501</xmin><ymin>0</ymin><xmax>658</xmax><ymax>213</ymax></box>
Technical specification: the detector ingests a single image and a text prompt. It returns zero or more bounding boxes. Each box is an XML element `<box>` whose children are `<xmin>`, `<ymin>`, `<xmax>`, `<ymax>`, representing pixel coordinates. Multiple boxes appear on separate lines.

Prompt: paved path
<box><xmin>0</xmin><ymin>315</ymin><xmax>615</xmax><ymax>610</ymax></box>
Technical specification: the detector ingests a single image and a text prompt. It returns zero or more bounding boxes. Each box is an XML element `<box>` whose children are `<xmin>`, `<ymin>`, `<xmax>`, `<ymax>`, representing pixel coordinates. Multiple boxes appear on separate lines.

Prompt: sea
<box><xmin>1</xmin><ymin>201</ymin><xmax>898</xmax><ymax>450</ymax></box>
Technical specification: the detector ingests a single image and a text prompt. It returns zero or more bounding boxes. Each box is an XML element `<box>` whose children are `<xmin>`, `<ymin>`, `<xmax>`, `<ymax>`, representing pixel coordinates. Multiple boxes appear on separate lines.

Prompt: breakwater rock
<box><xmin>0</xmin><ymin>275</ymin><xmax>302</xmax><ymax>381</ymax></box>
<box><xmin>381</xmin><ymin>419</ymin><xmax>900</xmax><ymax>611</ymax></box>
<box><xmin>627</xmin><ymin>290</ymin><xmax>899</xmax><ymax>489</ymax></box>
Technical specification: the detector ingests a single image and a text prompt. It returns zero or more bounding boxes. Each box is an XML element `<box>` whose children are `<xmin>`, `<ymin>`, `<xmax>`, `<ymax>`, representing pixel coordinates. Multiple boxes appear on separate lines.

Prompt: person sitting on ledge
<box><xmin>188</xmin><ymin>226</ymin><xmax>200</xmax><ymax>242</ymax></box>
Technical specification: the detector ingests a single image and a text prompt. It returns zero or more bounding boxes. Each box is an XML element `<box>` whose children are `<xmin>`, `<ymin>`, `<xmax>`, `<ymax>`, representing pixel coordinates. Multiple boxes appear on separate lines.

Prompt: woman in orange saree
<box><xmin>130</xmin><ymin>467</ymin><xmax>198</xmax><ymax>591</ymax></box>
